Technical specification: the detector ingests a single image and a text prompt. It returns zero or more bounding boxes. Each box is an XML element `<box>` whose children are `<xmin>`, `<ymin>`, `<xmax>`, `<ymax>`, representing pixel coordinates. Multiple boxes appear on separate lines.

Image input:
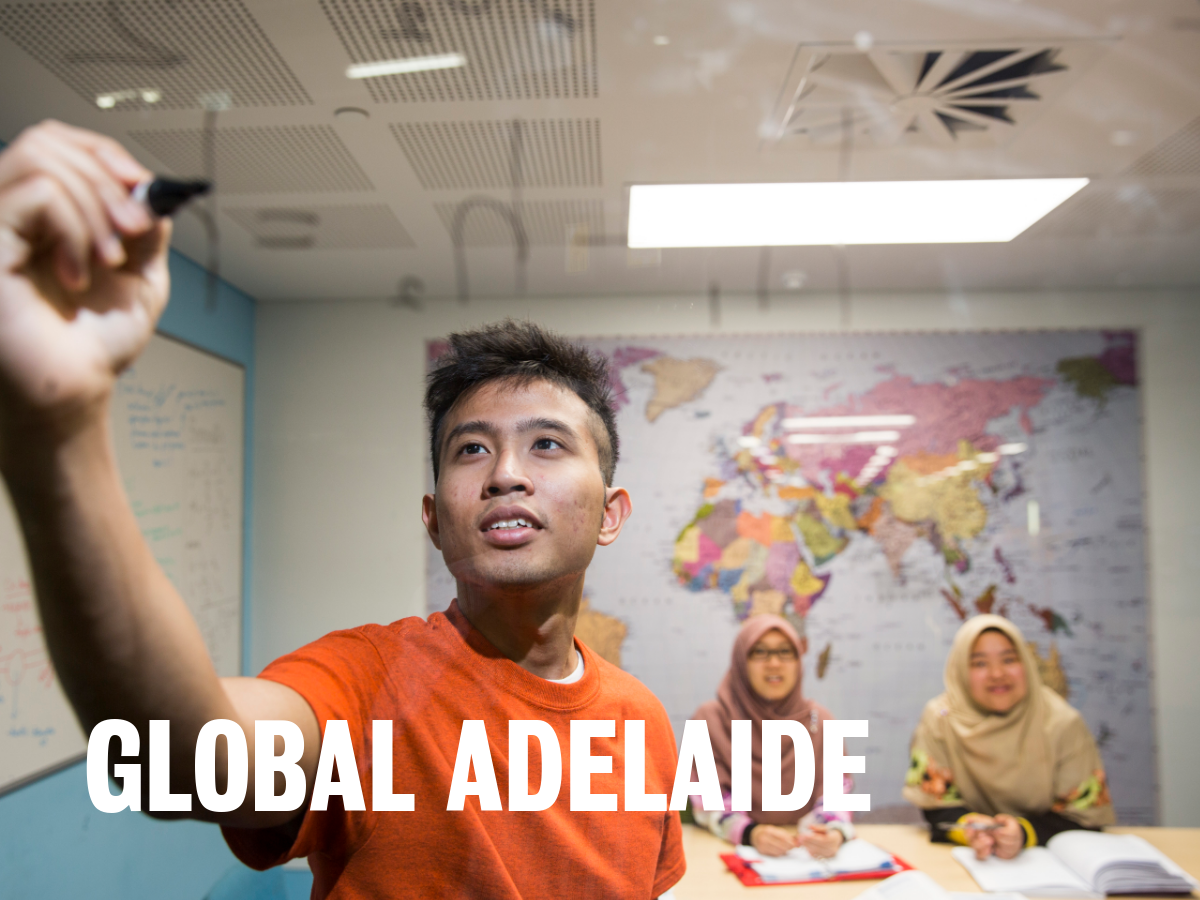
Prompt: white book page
<box><xmin>856</xmin><ymin>871</ymin><xmax>954</xmax><ymax>900</ymax></box>
<box><xmin>951</xmin><ymin>846</ymin><xmax>1099</xmax><ymax>897</ymax></box>
<box><xmin>737</xmin><ymin>839</ymin><xmax>898</xmax><ymax>883</ymax></box>
<box><xmin>828</xmin><ymin>839</ymin><xmax>902</xmax><ymax>874</ymax></box>
<box><xmin>1048</xmin><ymin>831</ymin><xmax>1197</xmax><ymax>888</ymax></box>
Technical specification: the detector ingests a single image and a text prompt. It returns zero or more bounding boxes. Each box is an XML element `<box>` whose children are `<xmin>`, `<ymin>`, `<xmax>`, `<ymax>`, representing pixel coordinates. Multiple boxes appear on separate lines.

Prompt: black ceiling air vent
<box><xmin>770</xmin><ymin>42</ymin><xmax>1094</xmax><ymax>147</ymax></box>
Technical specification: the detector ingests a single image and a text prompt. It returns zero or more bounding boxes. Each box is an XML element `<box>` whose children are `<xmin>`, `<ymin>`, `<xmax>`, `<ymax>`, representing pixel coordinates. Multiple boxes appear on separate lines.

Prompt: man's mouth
<box><xmin>479</xmin><ymin>506</ymin><xmax>544</xmax><ymax>540</ymax></box>
<box><xmin>487</xmin><ymin>518</ymin><xmax>534</xmax><ymax>531</ymax></box>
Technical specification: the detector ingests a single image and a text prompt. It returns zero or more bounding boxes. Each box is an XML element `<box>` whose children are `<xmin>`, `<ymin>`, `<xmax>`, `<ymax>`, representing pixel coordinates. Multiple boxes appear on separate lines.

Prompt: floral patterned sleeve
<box><xmin>691</xmin><ymin>789</ymin><xmax>755</xmax><ymax>845</ymax></box>
<box><xmin>692</xmin><ymin>777</ymin><xmax>857</xmax><ymax>847</ymax></box>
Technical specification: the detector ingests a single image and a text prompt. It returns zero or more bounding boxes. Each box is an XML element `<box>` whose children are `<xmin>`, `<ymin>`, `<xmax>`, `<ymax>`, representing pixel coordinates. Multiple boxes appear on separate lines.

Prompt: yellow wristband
<box><xmin>946</xmin><ymin>814</ymin><xmax>972</xmax><ymax>846</ymax></box>
<box><xmin>1016</xmin><ymin>816</ymin><xmax>1037</xmax><ymax>848</ymax></box>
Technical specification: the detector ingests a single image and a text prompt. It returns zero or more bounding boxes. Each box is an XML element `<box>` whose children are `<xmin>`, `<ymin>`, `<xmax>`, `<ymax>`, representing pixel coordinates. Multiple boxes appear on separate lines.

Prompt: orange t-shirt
<box><xmin>223</xmin><ymin>601</ymin><xmax>685</xmax><ymax>899</ymax></box>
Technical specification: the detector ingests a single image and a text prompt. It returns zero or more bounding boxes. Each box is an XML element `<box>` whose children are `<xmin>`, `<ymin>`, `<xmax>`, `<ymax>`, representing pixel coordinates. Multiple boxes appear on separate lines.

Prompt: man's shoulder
<box><xmin>585</xmin><ymin>648</ymin><xmax>672</xmax><ymax>723</ymax></box>
<box><xmin>270</xmin><ymin>611</ymin><xmax>452</xmax><ymax>670</ymax></box>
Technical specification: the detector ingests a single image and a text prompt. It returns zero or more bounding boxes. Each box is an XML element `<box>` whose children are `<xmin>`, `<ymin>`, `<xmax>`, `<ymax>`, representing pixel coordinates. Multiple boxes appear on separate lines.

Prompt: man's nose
<box><xmin>485</xmin><ymin>448</ymin><xmax>533</xmax><ymax>496</ymax></box>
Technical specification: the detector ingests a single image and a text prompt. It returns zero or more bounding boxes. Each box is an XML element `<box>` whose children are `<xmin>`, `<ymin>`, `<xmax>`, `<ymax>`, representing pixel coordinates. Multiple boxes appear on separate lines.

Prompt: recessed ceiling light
<box><xmin>653</xmin><ymin>35</ymin><xmax>670</xmax><ymax>45</ymax></box>
<box><xmin>95</xmin><ymin>87</ymin><xmax>161</xmax><ymax>109</ymax></box>
<box><xmin>627</xmin><ymin>179</ymin><xmax>1089</xmax><ymax>248</ymax></box>
<box><xmin>346</xmin><ymin>53</ymin><xmax>466</xmax><ymax>79</ymax></box>
<box><xmin>334</xmin><ymin>106</ymin><xmax>370</xmax><ymax>120</ymax></box>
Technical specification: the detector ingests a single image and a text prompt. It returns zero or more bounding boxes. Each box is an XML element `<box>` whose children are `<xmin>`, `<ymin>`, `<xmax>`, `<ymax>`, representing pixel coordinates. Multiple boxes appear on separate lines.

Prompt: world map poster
<box><xmin>426</xmin><ymin>330</ymin><xmax>1154</xmax><ymax>824</ymax></box>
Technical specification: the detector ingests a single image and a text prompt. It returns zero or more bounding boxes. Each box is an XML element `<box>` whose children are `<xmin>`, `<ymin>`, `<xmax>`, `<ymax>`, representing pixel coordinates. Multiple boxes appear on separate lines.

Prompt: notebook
<box><xmin>720</xmin><ymin>838</ymin><xmax>912</xmax><ymax>886</ymax></box>
<box><xmin>952</xmin><ymin>831</ymin><xmax>1198</xmax><ymax>898</ymax></box>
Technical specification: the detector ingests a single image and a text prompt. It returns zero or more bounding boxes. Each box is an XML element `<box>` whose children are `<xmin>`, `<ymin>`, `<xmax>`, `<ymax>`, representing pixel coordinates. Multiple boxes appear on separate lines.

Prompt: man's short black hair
<box><xmin>426</xmin><ymin>320</ymin><xmax>620</xmax><ymax>486</ymax></box>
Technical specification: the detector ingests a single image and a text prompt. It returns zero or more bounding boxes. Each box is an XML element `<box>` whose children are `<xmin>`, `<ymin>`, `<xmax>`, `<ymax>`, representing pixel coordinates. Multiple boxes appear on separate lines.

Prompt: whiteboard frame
<box><xmin>0</xmin><ymin>331</ymin><xmax>247</xmax><ymax>797</ymax></box>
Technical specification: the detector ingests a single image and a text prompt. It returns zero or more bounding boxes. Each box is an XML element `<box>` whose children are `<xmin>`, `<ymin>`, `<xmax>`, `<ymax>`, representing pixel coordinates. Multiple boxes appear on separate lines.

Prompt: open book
<box><xmin>953</xmin><ymin>831</ymin><xmax>1198</xmax><ymax>897</ymax></box>
<box><xmin>722</xmin><ymin>838</ymin><xmax>910</xmax><ymax>886</ymax></box>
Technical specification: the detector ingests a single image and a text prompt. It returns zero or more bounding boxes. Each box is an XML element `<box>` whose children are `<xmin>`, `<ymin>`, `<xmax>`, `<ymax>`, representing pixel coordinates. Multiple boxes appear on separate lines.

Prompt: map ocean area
<box><xmin>426</xmin><ymin>331</ymin><xmax>1153</xmax><ymax>823</ymax></box>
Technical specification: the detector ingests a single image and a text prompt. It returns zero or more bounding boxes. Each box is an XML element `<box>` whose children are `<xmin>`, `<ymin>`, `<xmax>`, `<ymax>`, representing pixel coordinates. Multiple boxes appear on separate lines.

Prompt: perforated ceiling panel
<box><xmin>0</xmin><ymin>0</ymin><xmax>310</xmax><ymax>110</ymax></box>
<box><xmin>434</xmin><ymin>198</ymin><xmax>602</xmax><ymax>244</ymax></box>
<box><xmin>320</xmin><ymin>0</ymin><xmax>596</xmax><ymax>102</ymax></box>
<box><xmin>392</xmin><ymin>119</ymin><xmax>600</xmax><ymax>189</ymax></box>
<box><xmin>1125</xmin><ymin>116</ymin><xmax>1200</xmax><ymax>177</ymax></box>
<box><xmin>224</xmin><ymin>204</ymin><xmax>415</xmax><ymax>249</ymax></box>
<box><xmin>1022</xmin><ymin>184</ymin><xmax>1200</xmax><ymax>238</ymax></box>
<box><xmin>129</xmin><ymin>125</ymin><xmax>374</xmax><ymax>193</ymax></box>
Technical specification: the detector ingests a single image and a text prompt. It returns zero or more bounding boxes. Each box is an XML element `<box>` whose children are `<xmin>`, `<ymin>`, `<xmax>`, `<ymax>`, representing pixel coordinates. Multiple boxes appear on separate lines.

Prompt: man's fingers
<box><xmin>23</xmin><ymin>130</ymin><xmax>150</xmax><ymax>258</ymax></box>
<box><xmin>1</xmin><ymin>122</ymin><xmax>154</xmax><ymax>250</ymax></box>
<box><xmin>0</xmin><ymin>174</ymin><xmax>94</xmax><ymax>291</ymax></box>
<box><xmin>0</xmin><ymin>131</ymin><xmax>128</xmax><ymax>270</ymax></box>
<box><xmin>37</xmin><ymin>132</ymin><xmax>149</xmax><ymax>235</ymax></box>
<box><xmin>40</xmin><ymin>119</ymin><xmax>150</xmax><ymax>185</ymax></box>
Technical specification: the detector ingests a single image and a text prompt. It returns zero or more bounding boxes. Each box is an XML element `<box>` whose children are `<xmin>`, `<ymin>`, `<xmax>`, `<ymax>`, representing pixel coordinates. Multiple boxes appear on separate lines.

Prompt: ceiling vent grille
<box><xmin>1125</xmin><ymin>115</ymin><xmax>1200</xmax><ymax>177</ymax></box>
<box><xmin>769</xmin><ymin>41</ymin><xmax>1102</xmax><ymax>148</ymax></box>
<box><xmin>0</xmin><ymin>0</ymin><xmax>311</xmax><ymax>110</ymax></box>
<box><xmin>224</xmin><ymin>204</ymin><xmax>415</xmax><ymax>249</ymax></box>
<box><xmin>392</xmin><ymin>119</ymin><xmax>600</xmax><ymax>189</ymax></box>
<box><xmin>1022</xmin><ymin>185</ymin><xmax>1200</xmax><ymax>239</ymax></box>
<box><xmin>433</xmin><ymin>198</ymin><xmax>602</xmax><ymax>244</ymax></box>
<box><xmin>319</xmin><ymin>0</ymin><xmax>596</xmax><ymax>102</ymax></box>
<box><xmin>129</xmin><ymin>125</ymin><xmax>374</xmax><ymax>193</ymax></box>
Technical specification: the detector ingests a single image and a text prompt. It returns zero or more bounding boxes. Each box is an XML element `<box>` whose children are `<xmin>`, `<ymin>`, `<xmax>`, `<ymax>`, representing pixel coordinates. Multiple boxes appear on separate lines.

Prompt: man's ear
<box><xmin>597</xmin><ymin>486</ymin><xmax>632</xmax><ymax>547</ymax></box>
<box><xmin>800</xmin><ymin>637</ymin><xmax>809</xmax><ymax>657</ymax></box>
<box><xmin>422</xmin><ymin>493</ymin><xmax>443</xmax><ymax>550</ymax></box>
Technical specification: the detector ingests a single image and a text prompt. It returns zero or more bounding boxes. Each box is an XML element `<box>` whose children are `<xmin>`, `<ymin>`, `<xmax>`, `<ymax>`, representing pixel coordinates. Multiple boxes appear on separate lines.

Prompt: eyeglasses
<box><xmin>748</xmin><ymin>647</ymin><xmax>798</xmax><ymax>662</ymax></box>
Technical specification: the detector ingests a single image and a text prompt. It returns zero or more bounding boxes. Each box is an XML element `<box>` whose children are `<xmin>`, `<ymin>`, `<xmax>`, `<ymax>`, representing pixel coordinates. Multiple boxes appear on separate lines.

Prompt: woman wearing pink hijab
<box><xmin>691</xmin><ymin>614</ymin><xmax>855</xmax><ymax>857</ymax></box>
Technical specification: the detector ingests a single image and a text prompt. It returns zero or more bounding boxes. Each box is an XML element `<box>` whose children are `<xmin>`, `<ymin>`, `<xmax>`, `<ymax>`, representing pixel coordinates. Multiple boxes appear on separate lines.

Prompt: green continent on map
<box><xmin>641</xmin><ymin>356</ymin><xmax>721</xmax><ymax>422</ymax></box>
<box><xmin>1057</xmin><ymin>333</ymin><xmax>1137</xmax><ymax>407</ymax></box>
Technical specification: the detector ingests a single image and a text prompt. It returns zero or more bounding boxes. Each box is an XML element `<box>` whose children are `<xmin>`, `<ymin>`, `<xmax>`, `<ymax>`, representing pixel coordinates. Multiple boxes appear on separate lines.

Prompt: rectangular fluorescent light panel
<box><xmin>346</xmin><ymin>53</ymin><xmax>466</xmax><ymax>79</ymax></box>
<box><xmin>627</xmin><ymin>179</ymin><xmax>1089</xmax><ymax>247</ymax></box>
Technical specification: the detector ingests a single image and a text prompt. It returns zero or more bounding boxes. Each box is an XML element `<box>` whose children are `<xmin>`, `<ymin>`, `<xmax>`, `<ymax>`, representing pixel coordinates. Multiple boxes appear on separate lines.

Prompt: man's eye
<box><xmin>460</xmin><ymin>442</ymin><xmax>488</xmax><ymax>455</ymax></box>
<box><xmin>533</xmin><ymin>438</ymin><xmax>562</xmax><ymax>451</ymax></box>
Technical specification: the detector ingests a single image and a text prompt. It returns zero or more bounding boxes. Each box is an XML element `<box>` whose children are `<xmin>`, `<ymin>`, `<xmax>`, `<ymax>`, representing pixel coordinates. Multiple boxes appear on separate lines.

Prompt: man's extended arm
<box><xmin>0</xmin><ymin>121</ymin><xmax>318</xmax><ymax>827</ymax></box>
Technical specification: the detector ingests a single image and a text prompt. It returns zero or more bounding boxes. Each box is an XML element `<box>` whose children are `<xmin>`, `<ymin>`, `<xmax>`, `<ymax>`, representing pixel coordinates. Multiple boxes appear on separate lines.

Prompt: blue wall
<box><xmin>0</xmin><ymin>249</ymin><xmax>258</xmax><ymax>900</ymax></box>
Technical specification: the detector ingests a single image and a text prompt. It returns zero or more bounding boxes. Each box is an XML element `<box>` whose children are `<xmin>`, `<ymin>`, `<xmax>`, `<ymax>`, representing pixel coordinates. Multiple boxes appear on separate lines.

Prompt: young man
<box><xmin>0</xmin><ymin>121</ymin><xmax>684</xmax><ymax>898</ymax></box>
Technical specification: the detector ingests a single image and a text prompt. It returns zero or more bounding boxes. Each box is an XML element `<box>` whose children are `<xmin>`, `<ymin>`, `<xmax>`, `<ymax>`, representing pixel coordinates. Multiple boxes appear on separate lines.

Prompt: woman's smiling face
<box><xmin>746</xmin><ymin>628</ymin><xmax>801</xmax><ymax>701</ymax></box>
<box><xmin>968</xmin><ymin>628</ymin><xmax>1029</xmax><ymax>714</ymax></box>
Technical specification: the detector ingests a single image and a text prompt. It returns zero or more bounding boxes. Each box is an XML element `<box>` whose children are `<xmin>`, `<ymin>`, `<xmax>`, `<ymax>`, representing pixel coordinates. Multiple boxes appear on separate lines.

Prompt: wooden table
<box><xmin>673</xmin><ymin>824</ymin><xmax>1200</xmax><ymax>899</ymax></box>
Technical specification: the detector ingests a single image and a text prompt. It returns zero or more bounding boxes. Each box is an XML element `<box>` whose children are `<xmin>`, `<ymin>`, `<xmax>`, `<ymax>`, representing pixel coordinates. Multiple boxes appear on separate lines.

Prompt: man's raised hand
<box><xmin>0</xmin><ymin>120</ymin><xmax>170</xmax><ymax>438</ymax></box>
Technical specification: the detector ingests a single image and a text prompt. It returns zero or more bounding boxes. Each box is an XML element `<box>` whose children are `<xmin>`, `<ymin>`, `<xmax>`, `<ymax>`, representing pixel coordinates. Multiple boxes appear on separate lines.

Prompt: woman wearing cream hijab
<box><xmin>904</xmin><ymin>615</ymin><xmax>1114</xmax><ymax>860</ymax></box>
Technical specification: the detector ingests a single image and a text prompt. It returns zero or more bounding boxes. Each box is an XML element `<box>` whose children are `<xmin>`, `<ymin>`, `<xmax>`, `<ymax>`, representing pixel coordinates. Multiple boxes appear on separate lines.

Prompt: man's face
<box><xmin>422</xmin><ymin>378</ymin><xmax>629</xmax><ymax>593</ymax></box>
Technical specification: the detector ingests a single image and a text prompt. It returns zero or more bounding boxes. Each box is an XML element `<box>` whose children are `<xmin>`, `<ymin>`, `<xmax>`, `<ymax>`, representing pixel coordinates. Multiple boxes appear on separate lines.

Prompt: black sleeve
<box><xmin>922</xmin><ymin>806</ymin><xmax>971</xmax><ymax>843</ymax></box>
<box><xmin>741</xmin><ymin>822</ymin><xmax>759</xmax><ymax>846</ymax></box>
<box><xmin>1022</xmin><ymin>810</ymin><xmax>1100</xmax><ymax>845</ymax></box>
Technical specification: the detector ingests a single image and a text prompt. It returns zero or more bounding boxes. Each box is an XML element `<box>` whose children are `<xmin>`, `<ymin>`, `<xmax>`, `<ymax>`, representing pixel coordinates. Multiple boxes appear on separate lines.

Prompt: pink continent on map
<box><xmin>781</xmin><ymin>374</ymin><xmax>1055</xmax><ymax>477</ymax></box>
<box><xmin>765</xmin><ymin>541</ymin><xmax>801</xmax><ymax>592</ymax></box>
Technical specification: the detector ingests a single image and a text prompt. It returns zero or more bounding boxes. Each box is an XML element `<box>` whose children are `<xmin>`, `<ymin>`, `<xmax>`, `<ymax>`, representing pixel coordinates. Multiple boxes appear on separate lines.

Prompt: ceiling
<box><xmin>0</xmin><ymin>0</ymin><xmax>1198</xmax><ymax>303</ymax></box>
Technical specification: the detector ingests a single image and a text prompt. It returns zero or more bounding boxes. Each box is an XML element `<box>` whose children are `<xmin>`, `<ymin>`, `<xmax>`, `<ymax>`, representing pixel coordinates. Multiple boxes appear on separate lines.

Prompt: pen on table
<box><xmin>130</xmin><ymin>177</ymin><xmax>211</xmax><ymax>217</ymax></box>
<box><xmin>937</xmin><ymin>821</ymin><xmax>1002</xmax><ymax>832</ymax></box>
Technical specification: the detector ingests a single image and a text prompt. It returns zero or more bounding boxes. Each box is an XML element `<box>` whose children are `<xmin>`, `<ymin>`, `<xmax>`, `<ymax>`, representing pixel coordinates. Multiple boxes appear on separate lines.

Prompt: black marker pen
<box><xmin>130</xmin><ymin>177</ymin><xmax>211</xmax><ymax>217</ymax></box>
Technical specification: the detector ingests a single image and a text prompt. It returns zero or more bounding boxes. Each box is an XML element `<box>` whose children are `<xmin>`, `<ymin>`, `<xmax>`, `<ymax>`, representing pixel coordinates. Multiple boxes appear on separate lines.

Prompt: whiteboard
<box><xmin>0</xmin><ymin>334</ymin><xmax>245</xmax><ymax>794</ymax></box>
